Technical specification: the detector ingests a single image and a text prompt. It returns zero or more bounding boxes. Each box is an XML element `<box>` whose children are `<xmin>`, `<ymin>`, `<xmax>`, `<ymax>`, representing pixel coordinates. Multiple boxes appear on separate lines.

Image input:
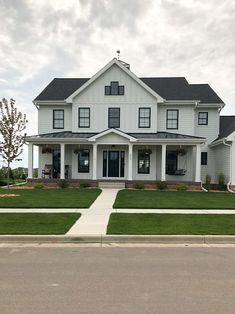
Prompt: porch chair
<box><xmin>42</xmin><ymin>164</ymin><xmax>52</xmax><ymax>179</ymax></box>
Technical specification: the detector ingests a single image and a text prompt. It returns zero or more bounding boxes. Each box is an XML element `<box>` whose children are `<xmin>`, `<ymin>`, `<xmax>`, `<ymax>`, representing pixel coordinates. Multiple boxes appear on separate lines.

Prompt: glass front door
<box><xmin>103</xmin><ymin>150</ymin><xmax>125</xmax><ymax>178</ymax></box>
<box><xmin>53</xmin><ymin>149</ymin><xmax>61</xmax><ymax>178</ymax></box>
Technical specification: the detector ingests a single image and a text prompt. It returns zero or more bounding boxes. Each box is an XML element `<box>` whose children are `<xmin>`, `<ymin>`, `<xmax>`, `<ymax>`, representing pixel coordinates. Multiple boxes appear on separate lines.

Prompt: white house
<box><xmin>26</xmin><ymin>58</ymin><xmax>235</xmax><ymax>188</ymax></box>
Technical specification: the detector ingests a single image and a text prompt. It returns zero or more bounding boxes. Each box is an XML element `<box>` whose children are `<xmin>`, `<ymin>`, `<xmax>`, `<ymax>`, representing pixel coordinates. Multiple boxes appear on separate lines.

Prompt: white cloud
<box><xmin>0</xmin><ymin>0</ymin><xmax>234</xmax><ymax>167</ymax></box>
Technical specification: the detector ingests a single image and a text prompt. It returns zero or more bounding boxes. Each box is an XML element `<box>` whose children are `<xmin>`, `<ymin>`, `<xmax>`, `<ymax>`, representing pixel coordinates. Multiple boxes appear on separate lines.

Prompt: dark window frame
<box><xmin>198</xmin><ymin>112</ymin><xmax>208</xmax><ymax>125</ymax></box>
<box><xmin>166</xmin><ymin>109</ymin><xmax>179</xmax><ymax>130</ymax></box>
<box><xmin>201</xmin><ymin>152</ymin><xmax>208</xmax><ymax>165</ymax></box>
<box><xmin>138</xmin><ymin>150</ymin><xmax>150</xmax><ymax>174</ymax></box>
<box><xmin>104</xmin><ymin>81</ymin><xmax>125</xmax><ymax>96</ymax></box>
<box><xmin>108</xmin><ymin>108</ymin><xmax>120</xmax><ymax>128</ymax></box>
<box><xmin>138</xmin><ymin>107</ymin><xmax>151</xmax><ymax>128</ymax></box>
<box><xmin>78</xmin><ymin>149</ymin><xmax>90</xmax><ymax>173</ymax></box>
<box><xmin>78</xmin><ymin>107</ymin><xmax>90</xmax><ymax>128</ymax></box>
<box><xmin>53</xmin><ymin>109</ymin><xmax>64</xmax><ymax>129</ymax></box>
<box><xmin>166</xmin><ymin>151</ymin><xmax>178</xmax><ymax>175</ymax></box>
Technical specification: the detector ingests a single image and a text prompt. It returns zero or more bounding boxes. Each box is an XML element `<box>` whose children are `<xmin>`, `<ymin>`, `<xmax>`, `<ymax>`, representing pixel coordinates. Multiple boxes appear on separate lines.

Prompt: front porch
<box><xmin>27</xmin><ymin>139</ymin><xmax>203</xmax><ymax>184</ymax></box>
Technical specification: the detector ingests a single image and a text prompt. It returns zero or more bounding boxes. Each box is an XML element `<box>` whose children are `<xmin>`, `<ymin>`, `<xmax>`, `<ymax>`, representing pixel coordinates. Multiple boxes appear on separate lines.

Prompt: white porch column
<box><xmin>128</xmin><ymin>143</ymin><xmax>133</xmax><ymax>181</ymax></box>
<box><xmin>92</xmin><ymin>144</ymin><xmax>97</xmax><ymax>180</ymax></box>
<box><xmin>28</xmin><ymin>143</ymin><xmax>34</xmax><ymax>179</ymax></box>
<box><xmin>161</xmin><ymin>144</ymin><xmax>166</xmax><ymax>181</ymax></box>
<box><xmin>195</xmin><ymin>144</ymin><xmax>201</xmax><ymax>182</ymax></box>
<box><xmin>60</xmin><ymin>143</ymin><xmax>65</xmax><ymax>179</ymax></box>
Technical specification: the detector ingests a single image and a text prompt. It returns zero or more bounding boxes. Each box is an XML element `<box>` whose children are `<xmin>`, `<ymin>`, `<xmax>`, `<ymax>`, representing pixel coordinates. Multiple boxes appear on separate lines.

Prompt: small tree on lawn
<box><xmin>0</xmin><ymin>98</ymin><xmax>27</xmax><ymax>189</ymax></box>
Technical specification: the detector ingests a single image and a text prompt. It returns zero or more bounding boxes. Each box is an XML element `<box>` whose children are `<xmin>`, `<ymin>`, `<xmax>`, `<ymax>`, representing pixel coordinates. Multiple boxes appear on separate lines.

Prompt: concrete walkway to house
<box><xmin>66</xmin><ymin>189</ymin><xmax>120</xmax><ymax>236</ymax></box>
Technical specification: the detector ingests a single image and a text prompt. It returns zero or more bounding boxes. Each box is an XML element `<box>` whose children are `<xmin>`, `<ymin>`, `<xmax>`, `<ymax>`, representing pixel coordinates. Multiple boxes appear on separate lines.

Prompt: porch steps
<box><xmin>98</xmin><ymin>181</ymin><xmax>125</xmax><ymax>189</ymax></box>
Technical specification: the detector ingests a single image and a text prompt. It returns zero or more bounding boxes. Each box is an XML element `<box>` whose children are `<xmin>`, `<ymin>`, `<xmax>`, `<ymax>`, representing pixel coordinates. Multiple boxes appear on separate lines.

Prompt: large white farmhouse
<box><xmin>26</xmin><ymin>58</ymin><xmax>235</xmax><ymax>189</ymax></box>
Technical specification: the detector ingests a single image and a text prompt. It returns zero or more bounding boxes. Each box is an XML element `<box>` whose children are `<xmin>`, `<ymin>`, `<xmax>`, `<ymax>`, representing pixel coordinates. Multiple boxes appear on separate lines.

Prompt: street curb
<box><xmin>1</xmin><ymin>235</ymin><xmax>235</xmax><ymax>244</ymax></box>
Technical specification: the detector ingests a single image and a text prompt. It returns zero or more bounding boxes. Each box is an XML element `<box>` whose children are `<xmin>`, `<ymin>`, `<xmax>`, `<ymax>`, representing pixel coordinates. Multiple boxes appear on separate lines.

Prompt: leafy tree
<box><xmin>0</xmin><ymin>98</ymin><xmax>27</xmax><ymax>189</ymax></box>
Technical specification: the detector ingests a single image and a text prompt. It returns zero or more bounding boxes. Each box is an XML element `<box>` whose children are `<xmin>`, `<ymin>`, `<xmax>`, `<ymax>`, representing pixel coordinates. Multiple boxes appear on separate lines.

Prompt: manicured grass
<box><xmin>0</xmin><ymin>188</ymin><xmax>101</xmax><ymax>208</ymax></box>
<box><xmin>107</xmin><ymin>213</ymin><xmax>235</xmax><ymax>235</ymax></box>
<box><xmin>114</xmin><ymin>190</ymin><xmax>235</xmax><ymax>209</ymax></box>
<box><xmin>0</xmin><ymin>213</ymin><xmax>81</xmax><ymax>234</ymax></box>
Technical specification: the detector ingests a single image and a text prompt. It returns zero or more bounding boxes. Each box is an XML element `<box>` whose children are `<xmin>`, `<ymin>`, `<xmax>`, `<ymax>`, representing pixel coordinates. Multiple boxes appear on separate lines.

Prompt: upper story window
<box><xmin>198</xmin><ymin>112</ymin><xmax>208</xmax><ymax>125</ymax></box>
<box><xmin>139</xmin><ymin>108</ymin><xmax>151</xmax><ymax>128</ymax></box>
<box><xmin>53</xmin><ymin>110</ymin><xmax>64</xmax><ymax>129</ymax></box>
<box><xmin>166</xmin><ymin>109</ymin><xmax>178</xmax><ymax>129</ymax></box>
<box><xmin>105</xmin><ymin>81</ymin><xmax>125</xmax><ymax>95</ymax></box>
<box><xmin>78</xmin><ymin>108</ymin><xmax>90</xmax><ymax>128</ymax></box>
<box><xmin>108</xmin><ymin>108</ymin><xmax>120</xmax><ymax>128</ymax></box>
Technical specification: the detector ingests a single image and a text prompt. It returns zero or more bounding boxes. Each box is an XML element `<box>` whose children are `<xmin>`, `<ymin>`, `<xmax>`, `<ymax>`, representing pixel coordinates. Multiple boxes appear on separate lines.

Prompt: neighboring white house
<box><xmin>26</xmin><ymin>58</ymin><xmax>235</xmax><ymax>187</ymax></box>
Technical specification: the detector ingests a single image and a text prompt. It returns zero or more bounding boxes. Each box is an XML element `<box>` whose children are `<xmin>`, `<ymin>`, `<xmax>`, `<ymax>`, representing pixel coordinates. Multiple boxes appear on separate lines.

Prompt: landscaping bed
<box><xmin>0</xmin><ymin>213</ymin><xmax>81</xmax><ymax>234</ymax></box>
<box><xmin>0</xmin><ymin>188</ymin><xmax>101</xmax><ymax>208</ymax></box>
<box><xmin>107</xmin><ymin>213</ymin><xmax>235</xmax><ymax>235</ymax></box>
<box><xmin>114</xmin><ymin>190</ymin><xmax>235</xmax><ymax>209</ymax></box>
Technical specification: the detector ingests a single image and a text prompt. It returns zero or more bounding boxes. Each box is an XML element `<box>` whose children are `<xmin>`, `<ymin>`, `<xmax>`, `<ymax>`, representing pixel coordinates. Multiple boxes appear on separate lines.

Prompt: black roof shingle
<box><xmin>34</xmin><ymin>77</ymin><xmax>224</xmax><ymax>104</ymax></box>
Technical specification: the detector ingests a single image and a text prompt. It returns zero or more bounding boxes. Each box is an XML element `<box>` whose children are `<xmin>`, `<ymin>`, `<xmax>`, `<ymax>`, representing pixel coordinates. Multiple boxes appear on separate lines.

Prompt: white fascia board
<box><xmin>25</xmin><ymin>137</ymin><xmax>89</xmax><ymax>144</ymax></box>
<box><xmin>34</xmin><ymin>100</ymin><xmax>67</xmax><ymax>106</ymax></box>
<box><xmin>164</xmin><ymin>100</ymin><xmax>199</xmax><ymax>105</ymax></box>
<box><xmin>197</xmin><ymin>103</ymin><xmax>224</xmax><ymax>108</ymax></box>
<box><xmin>66</xmin><ymin>58</ymin><xmax>165</xmax><ymax>103</ymax></box>
<box><xmin>209</xmin><ymin>132</ymin><xmax>235</xmax><ymax>148</ymax></box>
<box><xmin>134</xmin><ymin>138</ymin><xmax>206</xmax><ymax>145</ymax></box>
<box><xmin>88</xmin><ymin>128</ymin><xmax>137</xmax><ymax>142</ymax></box>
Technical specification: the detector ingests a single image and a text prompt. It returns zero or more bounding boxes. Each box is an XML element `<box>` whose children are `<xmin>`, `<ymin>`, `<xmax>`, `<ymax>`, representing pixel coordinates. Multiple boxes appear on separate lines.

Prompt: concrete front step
<box><xmin>98</xmin><ymin>181</ymin><xmax>125</xmax><ymax>189</ymax></box>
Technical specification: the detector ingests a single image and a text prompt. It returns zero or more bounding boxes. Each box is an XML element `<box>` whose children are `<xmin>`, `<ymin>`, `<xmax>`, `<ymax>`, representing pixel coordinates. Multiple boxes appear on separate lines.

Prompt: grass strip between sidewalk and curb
<box><xmin>0</xmin><ymin>213</ymin><xmax>81</xmax><ymax>234</ymax></box>
<box><xmin>107</xmin><ymin>213</ymin><xmax>235</xmax><ymax>235</ymax></box>
<box><xmin>0</xmin><ymin>188</ymin><xmax>101</xmax><ymax>208</ymax></box>
<box><xmin>114</xmin><ymin>190</ymin><xmax>235</xmax><ymax>209</ymax></box>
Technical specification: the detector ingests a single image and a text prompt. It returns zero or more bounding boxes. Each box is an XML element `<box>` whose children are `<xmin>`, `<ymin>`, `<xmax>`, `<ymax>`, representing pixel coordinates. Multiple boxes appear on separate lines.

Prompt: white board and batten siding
<box><xmin>72</xmin><ymin>64</ymin><xmax>158</xmax><ymax>134</ymax></box>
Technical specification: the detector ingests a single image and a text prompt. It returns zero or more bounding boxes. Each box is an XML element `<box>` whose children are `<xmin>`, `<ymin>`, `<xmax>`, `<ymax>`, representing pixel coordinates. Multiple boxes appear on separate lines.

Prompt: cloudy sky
<box><xmin>0</xmin><ymin>0</ymin><xmax>235</xmax><ymax>167</ymax></box>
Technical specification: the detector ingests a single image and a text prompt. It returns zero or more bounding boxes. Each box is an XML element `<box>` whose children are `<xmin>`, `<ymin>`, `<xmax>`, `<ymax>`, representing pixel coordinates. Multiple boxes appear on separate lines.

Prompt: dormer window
<box><xmin>105</xmin><ymin>81</ymin><xmax>125</xmax><ymax>95</ymax></box>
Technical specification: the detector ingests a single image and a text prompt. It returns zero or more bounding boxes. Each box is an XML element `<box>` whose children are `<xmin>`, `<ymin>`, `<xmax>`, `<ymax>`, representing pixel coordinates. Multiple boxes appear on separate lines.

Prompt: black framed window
<box><xmin>138</xmin><ymin>150</ymin><xmax>150</xmax><ymax>174</ymax></box>
<box><xmin>53</xmin><ymin>110</ymin><xmax>64</xmax><ymax>129</ymax></box>
<box><xmin>166</xmin><ymin>151</ymin><xmax>178</xmax><ymax>175</ymax></box>
<box><xmin>78</xmin><ymin>149</ymin><xmax>90</xmax><ymax>173</ymax></box>
<box><xmin>78</xmin><ymin>108</ymin><xmax>90</xmax><ymax>128</ymax></box>
<box><xmin>198</xmin><ymin>112</ymin><xmax>208</xmax><ymax>125</ymax></box>
<box><xmin>166</xmin><ymin>110</ymin><xmax>178</xmax><ymax>129</ymax></box>
<box><xmin>104</xmin><ymin>81</ymin><xmax>124</xmax><ymax>95</ymax></box>
<box><xmin>139</xmin><ymin>108</ymin><xmax>151</xmax><ymax>128</ymax></box>
<box><xmin>108</xmin><ymin>108</ymin><xmax>120</xmax><ymax>128</ymax></box>
<box><xmin>201</xmin><ymin>152</ymin><xmax>207</xmax><ymax>165</ymax></box>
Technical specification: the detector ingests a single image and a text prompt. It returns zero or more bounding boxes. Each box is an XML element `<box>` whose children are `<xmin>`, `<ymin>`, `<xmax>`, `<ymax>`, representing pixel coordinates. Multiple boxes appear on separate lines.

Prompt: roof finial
<box><xmin>116</xmin><ymin>50</ymin><xmax>120</xmax><ymax>60</ymax></box>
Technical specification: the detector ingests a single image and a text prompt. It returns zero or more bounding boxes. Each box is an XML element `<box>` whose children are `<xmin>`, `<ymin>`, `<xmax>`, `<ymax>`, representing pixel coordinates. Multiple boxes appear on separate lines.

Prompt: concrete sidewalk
<box><xmin>66</xmin><ymin>189</ymin><xmax>119</xmax><ymax>236</ymax></box>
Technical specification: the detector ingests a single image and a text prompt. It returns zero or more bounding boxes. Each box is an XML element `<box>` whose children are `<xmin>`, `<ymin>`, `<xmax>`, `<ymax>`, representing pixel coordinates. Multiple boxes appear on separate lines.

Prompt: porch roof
<box><xmin>26</xmin><ymin>131</ymin><xmax>205</xmax><ymax>144</ymax></box>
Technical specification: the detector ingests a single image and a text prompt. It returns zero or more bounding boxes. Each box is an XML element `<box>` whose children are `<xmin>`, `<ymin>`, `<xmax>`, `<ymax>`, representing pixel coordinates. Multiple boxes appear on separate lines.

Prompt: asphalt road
<box><xmin>0</xmin><ymin>246</ymin><xmax>235</xmax><ymax>314</ymax></box>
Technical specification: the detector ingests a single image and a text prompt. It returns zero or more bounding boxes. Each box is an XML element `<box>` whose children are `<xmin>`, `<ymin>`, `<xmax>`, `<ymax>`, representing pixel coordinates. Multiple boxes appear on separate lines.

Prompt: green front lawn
<box><xmin>0</xmin><ymin>213</ymin><xmax>81</xmax><ymax>234</ymax></box>
<box><xmin>114</xmin><ymin>190</ymin><xmax>235</xmax><ymax>209</ymax></box>
<box><xmin>107</xmin><ymin>213</ymin><xmax>235</xmax><ymax>235</ymax></box>
<box><xmin>0</xmin><ymin>188</ymin><xmax>101</xmax><ymax>208</ymax></box>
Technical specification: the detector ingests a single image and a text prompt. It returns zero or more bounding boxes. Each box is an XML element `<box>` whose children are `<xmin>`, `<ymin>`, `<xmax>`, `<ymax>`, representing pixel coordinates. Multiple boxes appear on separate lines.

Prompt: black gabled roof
<box><xmin>34</xmin><ymin>76</ymin><xmax>224</xmax><ymax>104</ymax></box>
<box><xmin>34</xmin><ymin>78</ymin><xmax>89</xmax><ymax>101</ymax></box>
<box><xmin>217</xmin><ymin>116</ymin><xmax>235</xmax><ymax>140</ymax></box>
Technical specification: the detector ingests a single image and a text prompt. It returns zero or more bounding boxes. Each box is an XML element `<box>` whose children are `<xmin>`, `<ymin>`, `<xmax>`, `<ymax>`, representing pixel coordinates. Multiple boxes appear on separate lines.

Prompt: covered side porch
<box><xmin>26</xmin><ymin>129</ymin><xmax>205</xmax><ymax>183</ymax></box>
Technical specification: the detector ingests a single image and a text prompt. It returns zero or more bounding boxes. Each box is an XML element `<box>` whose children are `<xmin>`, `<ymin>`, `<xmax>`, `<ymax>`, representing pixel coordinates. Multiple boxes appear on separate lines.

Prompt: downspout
<box><xmin>222</xmin><ymin>139</ymin><xmax>235</xmax><ymax>193</ymax></box>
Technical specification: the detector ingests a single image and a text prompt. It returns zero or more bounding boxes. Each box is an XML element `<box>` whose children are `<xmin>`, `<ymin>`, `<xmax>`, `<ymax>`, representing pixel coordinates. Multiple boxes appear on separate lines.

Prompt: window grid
<box><xmin>104</xmin><ymin>81</ymin><xmax>125</xmax><ymax>95</ymax></box>
<box><xmin>139</xmin><ymin>108</ymin><xmax>151</xmax><ymax>128</ymax></box>
<box><xmin>198</xmin><ymin>112</ymin><xmax>208</xmax><ymax>125</ymax></box>
<box><xmin>53</xmin><ymin>110</ymin><xmax>64</xmax><ymax>129</ymax></box>
<box><xmin>78</xmin><ymin>108</ymin><xmax>90</xmax><ymax>128</ymax></box>
<box><xmin>108</xmin><ymin>108</ymin><xmax>120</xmax><ymax>128</ymax></box>
<box><xmin>166</xmin><ymin>110</ymin><xmax>178</xmax><ymax>129</ymax></box>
